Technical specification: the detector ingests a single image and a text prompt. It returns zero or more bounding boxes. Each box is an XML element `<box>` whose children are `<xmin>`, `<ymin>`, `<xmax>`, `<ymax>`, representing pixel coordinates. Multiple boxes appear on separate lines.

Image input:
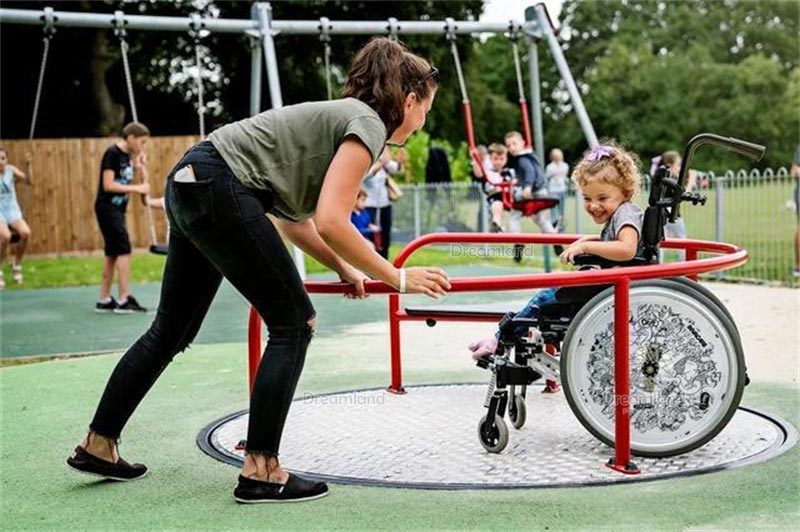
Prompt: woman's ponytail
<box><xmin>343</xmin><ymin>37</ymin><xmax>437</xmax><ymax>137</ymax></box>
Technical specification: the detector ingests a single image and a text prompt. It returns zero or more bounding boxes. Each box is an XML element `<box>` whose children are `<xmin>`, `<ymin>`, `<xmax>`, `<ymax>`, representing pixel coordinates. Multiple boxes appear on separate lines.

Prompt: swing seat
<box><xmin>508</xmin><ymin>197</ymin><xmax>559</xmax><ymax>217</ymax></box>
<box><xmin>149</xmin><ymin>244</ymin><xmax>169</xmax><ymax>255</ymax></box>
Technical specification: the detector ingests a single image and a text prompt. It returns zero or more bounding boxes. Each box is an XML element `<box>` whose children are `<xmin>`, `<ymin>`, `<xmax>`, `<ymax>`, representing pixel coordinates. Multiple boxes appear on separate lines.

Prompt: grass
<box><xmin>0</xmin><ymin>245</ymin><xmax>551</xmax><ymax>291</ymax></box>
<box><xmin>4</xmin><ymin>178</ymin><xmax>797</xmax><ymax>291</ymax></box>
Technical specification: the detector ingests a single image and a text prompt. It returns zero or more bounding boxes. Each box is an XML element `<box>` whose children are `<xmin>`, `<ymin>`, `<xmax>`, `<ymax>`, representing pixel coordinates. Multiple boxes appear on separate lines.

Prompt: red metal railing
<box><xmin>247</xmin><ymin>232</ymin><xmax>747</xmax><ymax>474</ymax></box>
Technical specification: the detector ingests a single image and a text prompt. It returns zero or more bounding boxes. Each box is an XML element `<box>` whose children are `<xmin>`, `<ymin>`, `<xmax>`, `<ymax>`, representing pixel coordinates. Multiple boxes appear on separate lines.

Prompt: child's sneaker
<box><xmin>114</xmin><ymin>295</ymin><xmax>147</xmax><ymax>314</ymax></box>
<box><xmin>469</xmin><ymin>335</ymin><xmax>498</xmax><ymax>360</ymax></box>
<box><xmin>94</xmin><ymin>297</ymin><xmax>118</xmax><ymax>313</ymax></box>
<box><xmin>11</xmin><ymin>263</ymin><xmax>23</xmax><ymax>284</ymax></box>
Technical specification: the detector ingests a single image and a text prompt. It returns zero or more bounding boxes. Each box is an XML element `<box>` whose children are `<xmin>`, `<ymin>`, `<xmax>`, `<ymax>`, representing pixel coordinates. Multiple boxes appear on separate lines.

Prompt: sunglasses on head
<box><xmin>407</xmin><ymin>67</ymin><xmax>439</xmax><ymax>93</ymax></box>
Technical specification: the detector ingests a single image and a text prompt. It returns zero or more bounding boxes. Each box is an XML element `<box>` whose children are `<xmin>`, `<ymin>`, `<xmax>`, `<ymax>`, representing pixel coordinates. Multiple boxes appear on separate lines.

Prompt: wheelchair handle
<box><xmin>672</xmin><ymin>133</ymin><xmax>766</xmax><ymax>222</ymax></box>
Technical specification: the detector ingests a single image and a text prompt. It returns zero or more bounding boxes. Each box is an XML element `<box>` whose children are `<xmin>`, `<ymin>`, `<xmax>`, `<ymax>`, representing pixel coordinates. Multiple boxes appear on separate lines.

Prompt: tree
<box><xmin>0</xmin><ymin>0</ymin><xmax>483</xmax><ymax>140</ymax></box>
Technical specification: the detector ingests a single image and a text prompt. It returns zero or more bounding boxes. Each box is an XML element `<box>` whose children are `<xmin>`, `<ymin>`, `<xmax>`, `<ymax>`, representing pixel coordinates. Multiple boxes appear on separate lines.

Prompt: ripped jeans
<box><xmin>89</xmin><ymin>141</ymin><xmax>315</xmax><ymax>455</ymax></box>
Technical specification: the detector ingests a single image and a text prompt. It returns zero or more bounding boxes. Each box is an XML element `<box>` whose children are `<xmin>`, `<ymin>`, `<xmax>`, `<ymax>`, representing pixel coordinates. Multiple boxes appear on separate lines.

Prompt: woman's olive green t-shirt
<box><xmin>208</xmin><ymin>98</ymin><xmax>387</xmax><ymax>222</ymax></box>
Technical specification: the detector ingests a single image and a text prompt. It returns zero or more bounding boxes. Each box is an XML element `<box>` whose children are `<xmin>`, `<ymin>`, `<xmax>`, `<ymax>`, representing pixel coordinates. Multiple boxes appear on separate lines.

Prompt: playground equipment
<box><xmin>265</xmin><ymin>133</ymin><xmax>763</xmax><ymax>474</ymax></box>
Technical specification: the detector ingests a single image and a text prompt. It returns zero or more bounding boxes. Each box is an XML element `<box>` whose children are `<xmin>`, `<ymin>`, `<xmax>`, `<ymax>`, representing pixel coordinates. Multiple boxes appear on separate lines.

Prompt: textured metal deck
<box><xmin>198</xmin><ymin>383</ymin><xmax>796</xmax><ymax>489</ymax></box>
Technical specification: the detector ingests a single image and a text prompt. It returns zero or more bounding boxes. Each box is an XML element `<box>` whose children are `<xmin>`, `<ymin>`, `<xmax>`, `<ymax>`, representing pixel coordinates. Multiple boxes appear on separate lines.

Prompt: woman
<box><xmin>66</xmin><ymin>37</ymin><xmax>450</xmax><ymax>504</ymax></box>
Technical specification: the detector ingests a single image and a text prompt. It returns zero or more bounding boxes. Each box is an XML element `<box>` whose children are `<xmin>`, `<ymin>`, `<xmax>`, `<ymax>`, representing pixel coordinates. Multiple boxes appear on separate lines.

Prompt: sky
<box><xmin>479</xmin><ymin>0</ymin><xmax>564</xmax><ymax>26</ymax></box>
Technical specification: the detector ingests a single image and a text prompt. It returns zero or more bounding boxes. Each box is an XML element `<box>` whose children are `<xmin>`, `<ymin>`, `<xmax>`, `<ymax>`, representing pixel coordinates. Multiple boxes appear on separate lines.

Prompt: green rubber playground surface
<box><xmin>1</xmin><ymin>268</ymin><xmax>798</xmax><ymax>530</ymax></box>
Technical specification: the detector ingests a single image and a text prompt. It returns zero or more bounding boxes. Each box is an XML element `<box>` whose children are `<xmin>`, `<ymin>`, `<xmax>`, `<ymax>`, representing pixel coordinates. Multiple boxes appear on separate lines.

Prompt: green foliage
<box><xmin>545</xmin><ymin>0</ymin><xmax>800</xmax><ymax>170</ymax></box>
<box><xmin>395</xmin><ymin>132</ymin><xmax>473</xmax><ymax>184</ymax></box>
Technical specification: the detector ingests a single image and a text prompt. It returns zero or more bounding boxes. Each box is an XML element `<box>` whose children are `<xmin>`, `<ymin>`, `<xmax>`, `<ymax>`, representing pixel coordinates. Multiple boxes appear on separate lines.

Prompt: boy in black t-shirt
<box><xmin>94</xmin><ymin>122</ymin><xmax>151</xmax><ymax>313</ymax></box>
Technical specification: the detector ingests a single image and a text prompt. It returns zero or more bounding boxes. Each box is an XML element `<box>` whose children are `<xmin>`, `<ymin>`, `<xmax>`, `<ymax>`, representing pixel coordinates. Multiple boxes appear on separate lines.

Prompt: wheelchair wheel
<box><xmin>478</xmin><ymin>414</ymin><xmax>509</xmax><ymax>453</ymax></box>
<box><xmin>666</xmin><ymin>277</ymin><xmax>738</xmax><ymax>336</ymax></box>
<box><xmin>560</xmin><ymin>279</ymin><xmax>745</xmax><ymax>458</ymax></box>
<box><xmin>509</xmin><ymin>394</ymin><xmax>527</xmax><ymax>429</ymax></box>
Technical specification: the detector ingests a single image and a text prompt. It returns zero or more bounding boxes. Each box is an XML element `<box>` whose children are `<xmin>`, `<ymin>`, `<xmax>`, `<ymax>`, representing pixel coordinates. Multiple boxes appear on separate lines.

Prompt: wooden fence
<box><xmin>0</xmin><ymin>135</ymin><xmax>199</xmax><ymax>255</ymax></box>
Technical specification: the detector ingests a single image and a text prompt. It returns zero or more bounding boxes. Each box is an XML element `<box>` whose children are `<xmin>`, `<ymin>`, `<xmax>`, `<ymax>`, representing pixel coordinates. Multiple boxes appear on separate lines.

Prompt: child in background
<box><xmin>504</xmin><ymin>131</ymin><xmax>560</xmax><ymax>262</ymax></box>
<box><xmin>481</xmin><ymin>143</ymin><xmax>510</xmax><ymax>233</ymax></box>
<box><xmin>469</xmin><ymin>141</ymin><xmax>644</xmax><ymax>394</ymax></box>
<box><xmin>351</xmin><ymin>188</ymin><xmax>379</xmax><ymax>250</ymax></box>
<box><xmin>0</xmin><ymin>148</ymin><xmax>32</xmax><ymax>289</ymax></box>
<box><xmin>93</xmin><ymin>122</ymin><xmax>151</xmax><ymax>313</ymax></box>
<box><xmin>545</xmin><ymin>148</ymin><xmax>569</xmax><ymax>228</ymax></box>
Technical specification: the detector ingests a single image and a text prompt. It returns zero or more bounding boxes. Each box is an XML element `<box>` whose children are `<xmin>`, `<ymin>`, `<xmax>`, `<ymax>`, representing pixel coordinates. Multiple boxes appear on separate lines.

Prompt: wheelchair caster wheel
<box><xmin>478</xmin><ymin>414</ymin><xmax>509</xmax><ymax>453</ymax></box>
<box><xmin>508</xmin><ymin>394</ymin><xmax>527</xmax><ymax>430</ymax></box>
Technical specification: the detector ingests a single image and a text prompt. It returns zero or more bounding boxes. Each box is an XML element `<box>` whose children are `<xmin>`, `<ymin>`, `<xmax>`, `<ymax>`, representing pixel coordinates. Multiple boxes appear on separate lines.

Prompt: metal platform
<box><xmin>198</xmin><ymin>383</ymin><xmax>797</xmax><ymax>489</ymax></box>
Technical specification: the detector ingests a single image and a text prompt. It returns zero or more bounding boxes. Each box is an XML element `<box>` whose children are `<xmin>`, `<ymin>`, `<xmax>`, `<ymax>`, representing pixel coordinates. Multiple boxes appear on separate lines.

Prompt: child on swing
<box><xmin>469</xmin><ymin>141</ymin><xmax>644</xmax><ymax>394</ymax></box>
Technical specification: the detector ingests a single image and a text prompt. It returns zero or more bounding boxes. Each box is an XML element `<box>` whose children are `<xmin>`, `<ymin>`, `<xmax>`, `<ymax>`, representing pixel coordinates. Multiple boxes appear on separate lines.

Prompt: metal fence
<box><xmin>390</xmin><ymin>168</ymin><xmax>798</xmax><ymax>285</ymax></box>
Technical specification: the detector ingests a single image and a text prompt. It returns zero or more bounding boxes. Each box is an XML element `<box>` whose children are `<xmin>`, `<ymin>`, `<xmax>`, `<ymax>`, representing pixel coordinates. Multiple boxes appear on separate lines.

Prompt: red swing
<box><xmin>446</xmin><ymin>23</ymin><xmax>558</xmax><ymax>219</ymax></box>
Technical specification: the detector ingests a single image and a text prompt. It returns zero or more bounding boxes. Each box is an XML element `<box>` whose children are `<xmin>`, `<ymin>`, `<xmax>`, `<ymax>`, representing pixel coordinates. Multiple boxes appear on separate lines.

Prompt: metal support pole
<box><xmin>528</xmin><ymin>5</ymin><xmax>598</xmax><ymax>148</ymax></box>
<box><xmin>526</xmin><ymin>38</ymin><xmax>544</xmax><ymax>164</ymax></box>
<box><xmin>256</xmin><ymin>3</ymin><xmax>283</xmax><ymax>108</ymax></box>
<box><xmin>413</xmin><ymin>186</ymin><xmax>421</xmax><ymax>239</ymax></box>
<box><xmin>525</xmin><ymin>35</ymin><xmax>552</xmax><ymax>272</ymax></box>
<box><xmin>256</xmin><ymin>2</ymin><xmax>306</xmax><ymax>278</ymax></box>
<box><xmin>607</xmin><ymin>277</ymin><xmax>640</xmax><ymax>475</ymax></box>
<box><xmin>249</xmin><ymin>4</ymin><xmax>262</xmax><ymax>116</ymax></box>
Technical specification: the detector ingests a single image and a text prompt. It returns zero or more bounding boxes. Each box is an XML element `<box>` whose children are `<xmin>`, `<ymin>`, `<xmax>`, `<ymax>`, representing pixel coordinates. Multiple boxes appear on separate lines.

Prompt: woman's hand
<box><xmin>338</xmin><ymin>264</ymin><xmax>369</xmax><ymax>299</ymax></box>
<box><xmin>401</xmin><ymin>267</ymin><xmax>451</xmax><ymax>299</ymax></box>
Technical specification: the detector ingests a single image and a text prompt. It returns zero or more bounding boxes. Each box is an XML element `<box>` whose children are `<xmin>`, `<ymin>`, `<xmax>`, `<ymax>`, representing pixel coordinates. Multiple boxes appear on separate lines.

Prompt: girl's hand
<box><xmin>560</xmin><ymin>242</ymin><xmax>587</xmax><ymax>264</ymax></box>
<box><xmin>339</xmin><ymin>264</ymin><xmax>369</xmax><ymax>299</ymax></box>
<box><xmin>402</xmin><ymin>267</ymin><xmax>451</xmax><ymax>299</ymax></box>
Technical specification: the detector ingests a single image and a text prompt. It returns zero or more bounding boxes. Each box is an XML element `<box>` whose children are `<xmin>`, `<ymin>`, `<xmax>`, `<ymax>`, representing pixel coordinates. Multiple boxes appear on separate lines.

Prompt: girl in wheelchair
<box><xmin>468</xmin><ymin>141</ymin><xmax>644</xmax><ymax>392</ymax></box>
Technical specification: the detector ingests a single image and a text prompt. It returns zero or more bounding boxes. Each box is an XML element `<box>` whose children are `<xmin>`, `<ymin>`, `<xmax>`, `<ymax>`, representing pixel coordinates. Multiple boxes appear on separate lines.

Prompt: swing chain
<box><xmin>29</xmin><ymin>7</ymin><xmax>56</xmax><ymax>142</ymax></box>
<box><xmin>114</xmin><ymin>10</ymin><xmax>138</xmax><ymax>123</ymax></box>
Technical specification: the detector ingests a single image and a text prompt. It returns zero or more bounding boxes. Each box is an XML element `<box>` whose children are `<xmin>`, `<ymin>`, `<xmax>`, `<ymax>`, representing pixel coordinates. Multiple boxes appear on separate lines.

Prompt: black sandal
<box><xmin>233</xmin><ymin>474</ymin><xmax>328</xmax><ymax>503</ymax></box>
<box><xmin>66</xmin><ymin>445</ymin><xmax>148</xmax><ymax>481</ymax></box>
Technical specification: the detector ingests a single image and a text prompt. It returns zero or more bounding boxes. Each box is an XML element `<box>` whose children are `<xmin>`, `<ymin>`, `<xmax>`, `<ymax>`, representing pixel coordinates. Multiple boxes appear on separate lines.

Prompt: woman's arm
<box><xmin>272</xmin><ymin>216</ymin><xmax>352</xmax><ymax>275</ymax></box>
<box><xmin>315</xmin><ymin>138</ymin><xmax>449</xmax><ymax>298</ymax></box>
<box><xmin>561</xmin><ymin>226</ymin><xmax>639</xmax><ymax>263</ymax></box>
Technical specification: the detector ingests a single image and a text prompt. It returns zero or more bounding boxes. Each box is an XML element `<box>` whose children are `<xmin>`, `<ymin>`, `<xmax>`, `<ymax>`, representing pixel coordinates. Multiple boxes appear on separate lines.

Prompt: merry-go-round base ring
<box><xmin>198</xmin><ymin>383</ymin><xmax>797</xmax><ymax>490</ymax></box>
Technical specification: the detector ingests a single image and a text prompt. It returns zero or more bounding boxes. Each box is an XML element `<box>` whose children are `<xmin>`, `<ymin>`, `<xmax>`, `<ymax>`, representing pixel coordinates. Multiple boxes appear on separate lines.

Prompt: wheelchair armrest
<box><xmin>572</xmin><ymin>253</ymin><xmax>650</xmax><ymax>270</ymax></box>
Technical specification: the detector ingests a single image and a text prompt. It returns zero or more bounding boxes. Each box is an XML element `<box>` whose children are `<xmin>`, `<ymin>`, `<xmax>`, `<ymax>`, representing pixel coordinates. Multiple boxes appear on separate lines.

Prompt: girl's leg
<box><xmin>0</xmin><ymin>221</ymin><xmax>8</xmax><ymax>289</ymax></box>
<box><xmin>8</xmin><ymin>219</ymin><xmax>30</xmax><ymax>269</ymax></box>
<box><xmin>0</xmin><ymin>220</ymin><xmax>10</xmax><ymax>265</ymax></box>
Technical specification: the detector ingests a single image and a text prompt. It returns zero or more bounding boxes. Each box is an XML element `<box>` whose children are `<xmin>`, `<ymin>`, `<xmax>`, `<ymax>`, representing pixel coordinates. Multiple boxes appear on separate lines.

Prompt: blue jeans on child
<box><xmin>504</xmin><ymin>288</ymin><xmax>559</xmax><ymax>338</ymax></box>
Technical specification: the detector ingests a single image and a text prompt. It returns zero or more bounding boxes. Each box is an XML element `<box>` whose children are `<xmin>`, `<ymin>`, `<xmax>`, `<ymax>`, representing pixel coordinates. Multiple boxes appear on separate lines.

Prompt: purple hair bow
<box><xmin>586</xmin><ymin>145</ymin><xmax>614</xmax><ymax>162</ymax></box>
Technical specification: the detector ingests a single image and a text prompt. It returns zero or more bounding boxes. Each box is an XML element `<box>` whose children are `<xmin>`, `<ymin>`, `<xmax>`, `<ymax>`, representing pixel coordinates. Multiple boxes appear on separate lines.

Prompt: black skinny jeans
<box><xmin>89</xmin><ymin>141</ymin><xmax>316</xmax><ymax>455</ymax></box>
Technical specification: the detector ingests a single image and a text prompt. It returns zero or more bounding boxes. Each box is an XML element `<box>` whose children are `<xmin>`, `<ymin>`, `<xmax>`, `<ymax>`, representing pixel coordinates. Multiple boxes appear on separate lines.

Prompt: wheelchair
<box><xmin>475</xmin><ymin>134</ymin><xmax>762</xmax><ymax>458</ymax></box>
